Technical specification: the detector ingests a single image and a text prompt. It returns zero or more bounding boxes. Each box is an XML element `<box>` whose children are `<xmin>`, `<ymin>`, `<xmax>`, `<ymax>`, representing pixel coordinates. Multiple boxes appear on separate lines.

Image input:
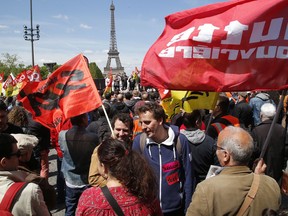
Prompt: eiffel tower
<box><xmin>104</xmin><ymin>0</ymin><xmax>124</xmax><ymax>75</ymax></box>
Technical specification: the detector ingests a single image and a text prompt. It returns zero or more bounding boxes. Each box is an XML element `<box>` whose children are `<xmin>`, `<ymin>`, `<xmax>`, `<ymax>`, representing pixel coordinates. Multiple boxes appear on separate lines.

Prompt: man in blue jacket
<box><xmin>132</xmin><ymin>102</ymin><xmax>194</xmax><ymax>216</ymax></box>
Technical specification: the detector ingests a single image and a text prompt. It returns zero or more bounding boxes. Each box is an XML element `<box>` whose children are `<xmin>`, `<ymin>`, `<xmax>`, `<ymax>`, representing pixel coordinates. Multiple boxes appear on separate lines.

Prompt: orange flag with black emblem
<box><xmin>17</xmin><ymin>54</ymin><xmax>102</xmax><ymax>132</ymax></box>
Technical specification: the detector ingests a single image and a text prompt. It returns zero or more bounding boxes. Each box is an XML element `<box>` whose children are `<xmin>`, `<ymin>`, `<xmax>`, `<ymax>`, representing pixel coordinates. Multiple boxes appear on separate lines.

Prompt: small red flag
<box><xmin>18</xmin><ymin>54</ymin><xmax>102</xmax><ymax>131</ymax></box>
<box><xmin>0</xmin><ymin>72</ymin><xmax>4</xmax><ymax>83</ymax></box>
<box><xmin>26</xmin><ymin>65</ymin><xmax>42</xmax><ymax>82</ymax></box>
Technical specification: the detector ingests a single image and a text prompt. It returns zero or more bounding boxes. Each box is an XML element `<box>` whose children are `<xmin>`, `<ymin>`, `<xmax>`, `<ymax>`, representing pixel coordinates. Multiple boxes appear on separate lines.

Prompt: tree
<box><xmin>89</xmin><ymin>62</ymin><xmax>104</xmax><ymax>79</ymax></box>
<box><xmin>0</xmin><ymin>53</ymin><xmax>26</xmax><ymax>77</ymax></box>
<box><xmin>39</xmin><ymin>66</ymin><xmax>49</xmax><ymax>79</ymax></box>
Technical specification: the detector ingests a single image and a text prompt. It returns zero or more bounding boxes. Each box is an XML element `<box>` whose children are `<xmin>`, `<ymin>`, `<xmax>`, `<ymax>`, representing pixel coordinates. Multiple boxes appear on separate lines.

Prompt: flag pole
<box><xmin>101</xmin><ymin>104</ymin><xmax>115</xmax><ymax>137</ymax></box>
<box><xmin>205</xmin><ymin>110</ymin><xmax>214</xmax><ymax>134</ymax></box>
<box><xmin>260</xmin><ymin>89</ymin><xmax>287</xmax><ymax>158</ymax></box>
<box><xmin>205</xmin><ymin>93</ymin><xmax>219</xmax><ymax>134</ymax></box>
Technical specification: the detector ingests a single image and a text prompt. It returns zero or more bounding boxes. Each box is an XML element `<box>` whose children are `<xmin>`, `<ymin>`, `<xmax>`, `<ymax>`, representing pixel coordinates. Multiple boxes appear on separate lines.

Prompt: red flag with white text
<box><xmin>26</xmin><ymin>65</ymin><xmax>42</xmax><ymax>82</ymax></box>
<box><xmin>3</xmin><ymin>73</ymin><xmax>16</xmax><ymax>97</ymax></box>
<box><xmin>13</xmin><ymin>70</ymin><xmax>30</xmax><ymax>95</ymax></box>
<box><xmin>141</xmin><ymin>0</ymin><xmax>288</xmax><ymax>92</ymax></box>
<box><xmin>17</xmin><ymin>54</ymin><xmax>102</xmax><ymax>131</ymax></box>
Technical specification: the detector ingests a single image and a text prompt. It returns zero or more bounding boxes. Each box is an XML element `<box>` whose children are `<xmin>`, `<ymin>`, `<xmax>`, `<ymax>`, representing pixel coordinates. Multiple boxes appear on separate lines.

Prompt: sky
<box><xmin>0</xmin><ymin>0</ymin><xmax>224</xmax><ymax>75</ymax></box>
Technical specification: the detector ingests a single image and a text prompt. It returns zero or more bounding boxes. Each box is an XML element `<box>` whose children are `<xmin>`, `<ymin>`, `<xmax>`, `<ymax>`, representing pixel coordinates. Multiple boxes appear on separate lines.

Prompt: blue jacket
<box><xmin>132</xmin><ymin>125</ymin><xmax>194</xmax><ymax>214</ymax></box>
<box><xmin>249</xmin><ymin>93</ymin><xmax>275</xmax><ymax>126</ymax></box>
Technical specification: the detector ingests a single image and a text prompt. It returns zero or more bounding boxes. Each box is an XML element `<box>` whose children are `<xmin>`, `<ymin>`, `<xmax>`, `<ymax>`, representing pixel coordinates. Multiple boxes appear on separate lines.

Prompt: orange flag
<box><xmin>17</xmin><ymin>54</ymin><xmax>102</xmax><ymax>131</ymax></box>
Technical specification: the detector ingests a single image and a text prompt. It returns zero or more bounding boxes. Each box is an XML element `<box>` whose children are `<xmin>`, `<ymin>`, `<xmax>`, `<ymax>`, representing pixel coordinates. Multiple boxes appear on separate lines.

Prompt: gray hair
<box><xmin>260</xmin><ymin>103</ymin><xmax>276</xmax><ymax>120</ymax></box>
<box><xmin>219</xmin><ymin>126</ymin><xmax>254</xmax><ymax>165</ymax></box>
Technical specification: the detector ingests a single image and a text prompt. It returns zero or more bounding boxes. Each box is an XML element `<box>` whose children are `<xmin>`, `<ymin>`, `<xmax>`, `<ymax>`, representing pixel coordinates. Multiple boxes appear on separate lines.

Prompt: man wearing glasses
<box><xmin>0</xmin><ymin>133</ymin><xmax>50</xmax><ymax>215</ymax></box>
<box><xmin>186</xmin><ymin>126</ymin><xmax>281</xmax><ymax>215</ymax></box>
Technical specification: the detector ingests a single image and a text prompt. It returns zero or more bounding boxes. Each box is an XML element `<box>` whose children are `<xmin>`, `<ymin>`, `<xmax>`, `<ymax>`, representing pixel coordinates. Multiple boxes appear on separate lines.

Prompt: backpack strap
<box><xmin>140</xmin><ymin>132</ymin><xmax>182</xmax><ymax>156</ymax></box>
<box><xmin>176</xmin><ymin>136</ymin><xmax>182</xmax><ymax>157</ymax></box>
<box><xmin>236</xmin><ymin>174</ymin><xmax>260</xmax><ymax>216</ymax></box>
<box><xmin>0</xmin><ymin>182</ymin><xmax>27</xmax><ymax>212</ymax></box>
<box><xmin>140</xmin><ymin>132</ymin><xmax>147</xmax><ymax>154</ymax></box>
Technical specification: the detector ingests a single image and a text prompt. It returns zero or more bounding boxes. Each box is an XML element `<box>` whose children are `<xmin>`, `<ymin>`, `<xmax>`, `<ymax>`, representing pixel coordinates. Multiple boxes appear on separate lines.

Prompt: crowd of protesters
<box><xmin>0</xmin><ymin>79</ymin><xmax>288</xmax><ymax>215</ymax></box>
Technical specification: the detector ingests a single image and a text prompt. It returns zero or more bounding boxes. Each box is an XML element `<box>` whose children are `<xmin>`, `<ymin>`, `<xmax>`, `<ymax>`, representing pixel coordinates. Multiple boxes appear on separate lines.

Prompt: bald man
<box><xmin>186</xmin><ymin>126</ymin><xmax>281</xmax><ymax>216</ymax></box>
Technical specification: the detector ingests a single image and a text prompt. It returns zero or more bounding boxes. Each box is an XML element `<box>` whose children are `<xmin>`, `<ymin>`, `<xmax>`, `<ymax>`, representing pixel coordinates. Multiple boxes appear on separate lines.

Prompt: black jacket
<box><xmin>232</xmin><ymin>100</ymin><xmax>253</xmax><ymax>128</ymax></box>
<box><xmin>252</xmin><ymin>119</ymin><xmax>286</xmax><ymax>182</ymax></box>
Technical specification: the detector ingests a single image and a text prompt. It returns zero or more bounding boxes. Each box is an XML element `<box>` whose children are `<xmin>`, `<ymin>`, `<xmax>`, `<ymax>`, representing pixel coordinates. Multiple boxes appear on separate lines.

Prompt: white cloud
<box><xmin>0</xmin><ymin>25</ymin><xmax>8</xmax><ymax>29</ymax></box>
<box><xmin>39</xmin><ymin>58</ymin><xmax>55</xmax><ymax>63</ymax></box>
<box><xmin>52</xmin><ymin>14</ymin><xmax>69</xmax><ymax>20</ymax></box>
<box><xmin>83</xmin><ymin>50</ymin><xmax>93</xmax><ymax>54</ymax></box>
<box><xmin>80</xmin><ymin>24</ymin><xmax>92</xmax><ymax>29</ymax></box>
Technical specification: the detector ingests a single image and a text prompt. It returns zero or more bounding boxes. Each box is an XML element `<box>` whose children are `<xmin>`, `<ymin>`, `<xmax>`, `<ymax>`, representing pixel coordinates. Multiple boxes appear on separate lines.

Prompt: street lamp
<box><xmin>23</xmin><ymin>0</ymin><xmax>40</xmax><ymax>67</ymax></box>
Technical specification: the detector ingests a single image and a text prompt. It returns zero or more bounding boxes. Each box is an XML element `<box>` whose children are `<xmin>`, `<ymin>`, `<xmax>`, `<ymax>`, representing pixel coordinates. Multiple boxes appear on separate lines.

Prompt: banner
<box><xmin>18</xmin><ymin>54</ymin><xmax>102</xmax><ymax>131</ymax></box>
<box><xmin>3</xmin><ymin>73</ymin><xmax>16</xmax><ymax>97</ymax></box>
<box><xmin>141</xmin><ymin>0</ymin><xmax>288</xmax><ymax>92</ymax></box>
<box><xmin>159</xmin><ymin>89</ymin><xmax>218</xmax><ymax>120</ymax></box>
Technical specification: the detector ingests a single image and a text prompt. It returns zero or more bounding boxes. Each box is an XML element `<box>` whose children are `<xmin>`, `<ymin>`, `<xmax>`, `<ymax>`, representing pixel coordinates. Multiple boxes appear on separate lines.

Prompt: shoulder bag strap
<box><xmin>0</xmin><ymin>182</ymin><xmax>27</xmax><ymax>211</ymax></box>
<box><xmin>100</xmin><ymin>186</ymin><xmax>125</xmax><ymax>216</ymax></box>
<box><xmin>237</xmin><ymin>174</ymin><xmax>260</xmax><ymax>216</ymax></box>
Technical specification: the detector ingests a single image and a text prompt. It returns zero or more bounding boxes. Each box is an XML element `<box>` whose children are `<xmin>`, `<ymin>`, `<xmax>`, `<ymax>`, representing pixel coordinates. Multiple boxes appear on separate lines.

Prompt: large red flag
<box><xmin>18</xmin><ymin>54</ymin><xmax>102</xmax><ymax>131</ymax></box>
<box><xmin>141</xmin><ymin>0</ymin><xmax>288</xmax><ymax>92</ymax></box>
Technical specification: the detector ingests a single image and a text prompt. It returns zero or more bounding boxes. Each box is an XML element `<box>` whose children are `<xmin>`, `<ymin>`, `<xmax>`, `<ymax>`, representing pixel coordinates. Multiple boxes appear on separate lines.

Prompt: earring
<box><xmin>103</xmin><ymin>174</ymin><xmax>108</xmax><ymax>179</ymax></box>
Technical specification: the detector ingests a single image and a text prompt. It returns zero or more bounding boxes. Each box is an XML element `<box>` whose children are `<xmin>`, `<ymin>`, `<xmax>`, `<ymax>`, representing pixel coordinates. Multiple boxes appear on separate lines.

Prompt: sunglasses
<box><xmin>8</xmin><ymin>150</ymin><xmax>21</xmax><ymax>158</ymax></box>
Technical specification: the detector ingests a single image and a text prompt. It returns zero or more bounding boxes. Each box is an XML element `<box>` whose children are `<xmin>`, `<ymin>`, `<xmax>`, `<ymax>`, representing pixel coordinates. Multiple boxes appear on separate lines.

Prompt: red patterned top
<box><xmin>76</xmin><ymin>186</ymin><xmax>162</xmax><ymax>216</ymax></box>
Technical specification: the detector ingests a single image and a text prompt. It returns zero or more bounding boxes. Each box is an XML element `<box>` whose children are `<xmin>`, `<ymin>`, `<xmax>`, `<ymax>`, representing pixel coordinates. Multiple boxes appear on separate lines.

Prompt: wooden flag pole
<box><xmin>260</xmin><ymin>89</ymin><xmax>287</xmax><ymax>158</ymax></box>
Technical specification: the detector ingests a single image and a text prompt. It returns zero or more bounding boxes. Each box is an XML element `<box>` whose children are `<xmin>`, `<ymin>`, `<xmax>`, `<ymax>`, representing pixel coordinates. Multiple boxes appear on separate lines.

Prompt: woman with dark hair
<box><xmin>76</xmin><ymin>138</ymin><xmax>162</xmax><ymax>216</ymax></box>
<box><xmin>7</xmin><ymin>106</ymin><xmax>29</xmax><ymax>133</ymax></box>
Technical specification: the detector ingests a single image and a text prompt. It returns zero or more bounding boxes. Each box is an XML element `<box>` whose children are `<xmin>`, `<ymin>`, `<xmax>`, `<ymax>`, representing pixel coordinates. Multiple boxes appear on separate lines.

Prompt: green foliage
<box><xmin>53</xmin><ymin>64</ymin><xmax>61</xmax><ymax>71</ymax></box>
<box><xmin>39</xmin><ymin>66</ymin><xmax>49</xmax><ymax>79</ymax></box>
<box><xmin>0</xmin><ymin>53</ymin><xmax>26</xmax><ymax>77</ymax></box>
<box><xmin>89</xmin><ymin>62</ymin><xmax>104</xmax><ymax>79</ymax></box>
<box><xmin>0</xmin><ymin>53</ymin><xmax>103</xmax><ymax>82</ymax></box>
<box><xmin>89</xmin><ymin>62</ymin><xmax>97</xmax><ymax>78</ymax></box>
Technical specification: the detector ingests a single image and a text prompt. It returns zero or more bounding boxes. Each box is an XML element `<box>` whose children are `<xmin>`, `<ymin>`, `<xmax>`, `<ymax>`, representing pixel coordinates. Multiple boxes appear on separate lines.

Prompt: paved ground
<box><xmin>48</xmin><ymin>148</ymin><xmax>65</xmax><ymax>216</ymax></box>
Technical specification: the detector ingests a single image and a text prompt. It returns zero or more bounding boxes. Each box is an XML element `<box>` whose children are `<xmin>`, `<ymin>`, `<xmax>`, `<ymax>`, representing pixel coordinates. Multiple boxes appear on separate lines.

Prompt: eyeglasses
<box><xmin>8</xmin><ymin>150</ymin><xmax>21</xmax><ymax>158</ymax></box>
<box><xmin>214</xmin><ymin>144</ymin><xmax>226</xmax><ymax>151</ymax></box>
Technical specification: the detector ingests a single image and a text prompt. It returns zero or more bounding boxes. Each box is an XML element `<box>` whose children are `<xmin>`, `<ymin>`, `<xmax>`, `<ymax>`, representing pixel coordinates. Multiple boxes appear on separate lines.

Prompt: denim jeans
<box><xmin>65</xmin><ymin>185</ymin><xmax>88</xmax><ymax>216</ymax></box>
<box><xmin>57</xmin><ymin>157</ymin><xmax>65</xmax><ymax>202</ymax></box>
